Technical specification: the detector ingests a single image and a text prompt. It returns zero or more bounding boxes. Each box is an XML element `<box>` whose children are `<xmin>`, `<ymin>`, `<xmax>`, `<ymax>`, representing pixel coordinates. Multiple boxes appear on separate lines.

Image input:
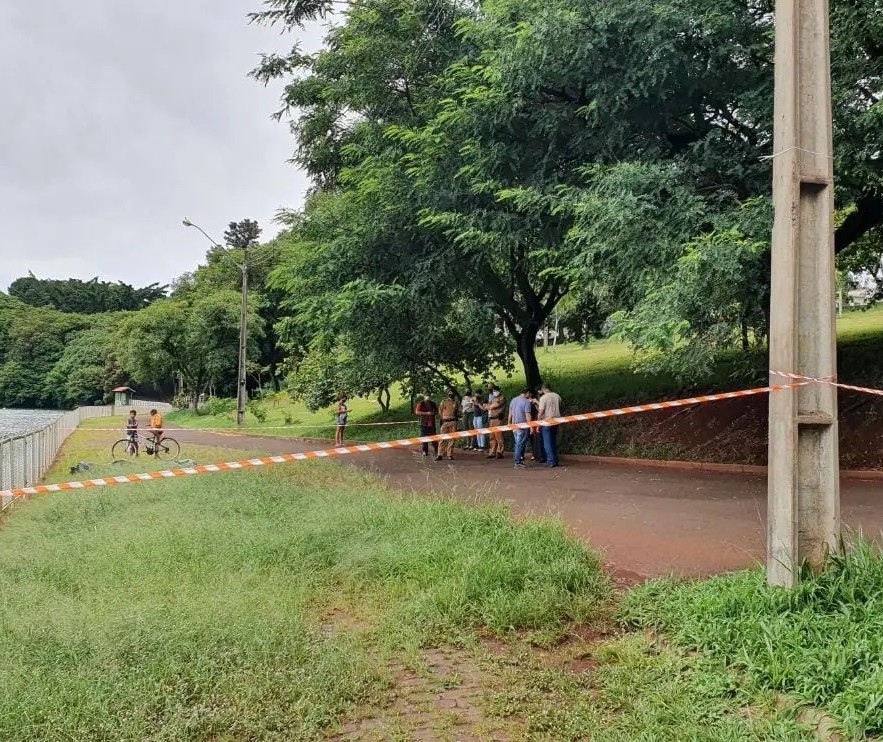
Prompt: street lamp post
<box><xmin>183</xmin><ymin>218</ymin><xmax>249</xmax><ymax>427</ymax></box>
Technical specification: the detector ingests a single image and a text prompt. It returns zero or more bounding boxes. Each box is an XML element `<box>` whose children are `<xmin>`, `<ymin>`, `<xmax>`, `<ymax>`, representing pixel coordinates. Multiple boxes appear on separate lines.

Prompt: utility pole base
<box><xmin>767</xmin><ymin>0</ymin><xmax>840</xmax><ymax>587</ymax></box>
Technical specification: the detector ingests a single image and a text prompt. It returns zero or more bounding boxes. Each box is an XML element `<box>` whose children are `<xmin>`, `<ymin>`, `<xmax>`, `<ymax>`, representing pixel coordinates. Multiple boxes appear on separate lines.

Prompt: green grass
<box><xmin>0</xmin><ymin>428</ymin><xmax>815</xmax><ymax>739</ymax></box>
<box><xmin>43</xmin><ymin>415</ymin><xmax>264</xmax><ymax>485</ymax></box>
<box><xmin>484</xmin><ymin>635</ymin><xmax>805</xmax><ymax>740</ymax></box>
<box><xmin>0</xmin><ymin>457</ymin><xmax>610</xmax><ymax>739</ymax></box>
<box><xmin>170</xmin><ymin>306</ymin><xmax>883</xmax><ymax>451</ymax></box>
<box><xmin>622</xmin><ymin>539</ymin><xmax>883</xmax><ymax>739</ymax></box>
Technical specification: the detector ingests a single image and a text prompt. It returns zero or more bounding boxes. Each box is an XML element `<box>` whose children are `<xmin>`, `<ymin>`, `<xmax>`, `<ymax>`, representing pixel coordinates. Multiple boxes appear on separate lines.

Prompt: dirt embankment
<box><xmin>565</xmin><ymin>390</ymin><xmax>883</xmax><ymax>469</ymax></box>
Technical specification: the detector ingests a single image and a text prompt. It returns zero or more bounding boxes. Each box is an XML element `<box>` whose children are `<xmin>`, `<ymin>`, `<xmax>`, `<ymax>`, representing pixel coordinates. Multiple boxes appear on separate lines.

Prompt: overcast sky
<box><xmin>0</xmin><ymin>1</ymin><xmax>326</xmax><ymax>292</ymax></box>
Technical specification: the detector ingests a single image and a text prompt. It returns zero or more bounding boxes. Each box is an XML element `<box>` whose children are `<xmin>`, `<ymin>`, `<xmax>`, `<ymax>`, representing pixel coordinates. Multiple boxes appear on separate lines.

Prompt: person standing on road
<box><xmin>335</xmin><ymin>394</ymin><xmax>348</xmax><ymax>447</ymax></box>
<box><xmin>415</xmin><ymin>394</ymin><xmax>439</xmax><ymax>458</ymax></box>
<box><xmin>436</xmin><ymin>391</ymin><xmax>460</xmax><ymax>461</ymax></box>
<box><xmin>460</xmin><ymin>389</ymin><xmax>475</xmax><ymax>450</ymax></box>
<box><xmin>485</xmin><ymin>385</ymin><xmax>506</xmax><ymax>459</ymax></box>
<box><xmin>508</xmin><ymin>388</ymin><xmax>534</xmax><ymax>468</ymax></box>
<box><xmin>527</xmin><ymin>390</ymin><xmax>545</xmax><ymax>463</ymax></box>
<box><xmin>538</xmin><ymin>383</ymin><xmax>563</xmax><ymax>467</ymax></box>
<box><xmin>473</xmin><ymin>388</ymin><xmax>487</xmax><ymax>451</ymax></box>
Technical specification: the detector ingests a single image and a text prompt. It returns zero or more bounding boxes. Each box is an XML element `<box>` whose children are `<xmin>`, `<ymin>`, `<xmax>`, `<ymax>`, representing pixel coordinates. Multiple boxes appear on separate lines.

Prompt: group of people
<box><xmin>124</xmin><ymin>408</ymin><xmax>165</xmax><ymax>456</ymax></box>
<box><xmin>414</xmin><ymin>384</ymin><xmax>562</xmax><ymax>468</ymax></box>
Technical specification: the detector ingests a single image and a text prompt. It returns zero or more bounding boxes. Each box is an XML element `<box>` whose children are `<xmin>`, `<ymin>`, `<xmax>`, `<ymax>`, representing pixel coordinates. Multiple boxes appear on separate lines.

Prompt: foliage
<box><xmin>247</xmin><ymin>399</ymin><xmax>268</xmax><ymax>422</ymax></box>
<box><xmin>44</xmin><ymin>319</ymin><xmax>130</xmax><ymax>408</ymax></box>
<box><xmin>174</xmin><ymin>228</ymin><xmax>289</xmax><ymax>393</ymax></box>
<box><xmin>223</xmin><ymin>218</ymin><xmax>262</xmax><ymax>249</ymax></box>
<box><xmin>270</xmin><ymin>198</ymin><xmax>513</xmax><ymax>407</ymax></box>
<box><xmin>119</xmin><ymin>293</ymin><xmax>260</xmax><ymax>411</ymax></box>
<box><xmin>0</xmin><ymin>299</ymin><xmax>92</xmax><ymax>407</ymax></box>
<box><xmin>253</xmin><ymin>0</ymin><xmax>883</xmax><ymax>386</ymax></box>
<box><xmin>199</xmin><ymin>396</ymin><xmax>237</xmax><ymax>417</ymax></box>
<box><xmin>8</xmin><ymin>274</ymin><xmax>166</xmax><ymax>314</ymax></box>
<box><xmin>622</xmin><ymin>538</ymin><xmax>883</xmax><ymax>738</ymax></box>
<box><xmin>613</xmin><ymin>228</ymin><xmax>770</xmax><ymax>381</ymax></box>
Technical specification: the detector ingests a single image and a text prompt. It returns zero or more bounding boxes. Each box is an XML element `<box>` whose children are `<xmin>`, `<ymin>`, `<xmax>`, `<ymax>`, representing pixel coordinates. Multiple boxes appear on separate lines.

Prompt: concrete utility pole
<box><xmin>183</xmin><ymin>218</ymin><xmax>249</xmax><ymax>428</ymax></box>
<box><xmin>236</xmin><ymin>253</ymin><xmax>249</xmax><ymax>428</ymax></box>
<box><xmin>767</xmin><ymin>0</ymin><xmax>840</xmax><ymax>587</ymax></box>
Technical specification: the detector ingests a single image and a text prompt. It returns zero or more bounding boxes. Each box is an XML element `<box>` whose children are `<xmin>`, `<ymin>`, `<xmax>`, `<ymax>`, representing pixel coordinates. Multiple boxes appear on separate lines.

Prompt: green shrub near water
<box><xmin>0</xmin><ymin>464</ymin><xmax>609</xmax><ymax>739</ymax></box>
<box><xmin>622</xmin><ymin>539</ymin><xmax>883</xmax><ymax>738</ymax></box>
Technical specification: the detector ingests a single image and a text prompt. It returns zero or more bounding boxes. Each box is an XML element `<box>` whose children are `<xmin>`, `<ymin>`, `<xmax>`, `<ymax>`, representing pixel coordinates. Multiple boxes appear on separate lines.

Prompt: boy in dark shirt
<box><xmin>125</xmin><ymin>410</ymin><xmax>139</xmax><ymax>456</ymax></box>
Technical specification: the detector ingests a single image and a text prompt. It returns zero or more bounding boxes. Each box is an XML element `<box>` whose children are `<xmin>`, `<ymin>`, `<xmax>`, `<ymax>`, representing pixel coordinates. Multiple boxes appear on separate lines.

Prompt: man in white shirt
<box><xmin>537</xmin><ymin>383</ymin><xmax>563</xmax><ymax>467</ymax></box>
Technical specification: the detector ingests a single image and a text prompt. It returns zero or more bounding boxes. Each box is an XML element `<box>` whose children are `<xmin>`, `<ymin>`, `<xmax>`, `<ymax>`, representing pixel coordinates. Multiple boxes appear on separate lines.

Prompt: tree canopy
<box><xmin>8</xmin><ymin>275</ymin><xmax>167</xmax><ymax>314</ymax></box>
<box><xmin>251</xmin><ymin>0</ymin><xmax>882</xmax><ymax>386</ymax></box>
<box><xmin>3</xmin><ymin>0</ymin><xmax>881</xmax><ymax>412</ymax></box>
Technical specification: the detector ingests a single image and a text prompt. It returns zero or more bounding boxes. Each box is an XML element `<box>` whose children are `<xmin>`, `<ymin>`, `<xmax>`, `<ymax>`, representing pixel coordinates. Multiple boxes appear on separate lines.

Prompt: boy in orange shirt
<box><xmin>148</xmin><ymin>408</ymin><xmax>164</xmax><ymax>451</ymax></box>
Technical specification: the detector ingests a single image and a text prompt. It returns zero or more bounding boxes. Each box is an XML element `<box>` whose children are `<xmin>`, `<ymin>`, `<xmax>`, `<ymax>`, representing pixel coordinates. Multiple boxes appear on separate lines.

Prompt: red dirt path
<box><xmin>179</xmin><ymin>429</ymin><xmax>883</xmax><ymax>581</ymax></box>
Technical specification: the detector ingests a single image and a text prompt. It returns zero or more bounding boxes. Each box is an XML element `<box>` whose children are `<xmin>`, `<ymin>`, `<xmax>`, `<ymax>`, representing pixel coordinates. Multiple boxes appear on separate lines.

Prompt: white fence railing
<box><xmin>0</xmin><ymin>401</ymin><xmax>173</xmax><ymax>511</ymax></box>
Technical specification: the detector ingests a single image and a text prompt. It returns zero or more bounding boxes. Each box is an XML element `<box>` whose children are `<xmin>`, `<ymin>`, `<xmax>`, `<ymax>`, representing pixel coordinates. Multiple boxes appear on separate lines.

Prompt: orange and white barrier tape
<box><xmin>0</xmin><ymin>380</ymin><xmax>809</xmax><ymax>505</ymax></box>
<box><xmin>770</xmin><ymin>370</ymin><xmax>883</xmax><ymax>398</ymax></box>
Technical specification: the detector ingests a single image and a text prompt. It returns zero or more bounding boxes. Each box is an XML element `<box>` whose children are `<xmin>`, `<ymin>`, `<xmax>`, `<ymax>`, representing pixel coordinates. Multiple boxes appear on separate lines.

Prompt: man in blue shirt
<box><xmin>508</xmin><ymin>388</ymin><xmax>534</xmax><ymax>468</ymax></box>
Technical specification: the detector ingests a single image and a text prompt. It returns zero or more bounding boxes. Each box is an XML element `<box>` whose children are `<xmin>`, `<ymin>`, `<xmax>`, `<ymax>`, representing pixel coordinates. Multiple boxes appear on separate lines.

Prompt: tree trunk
<box><xmin>376</xmin><ymin>386</ymin><xmax>391</xmax><ymax>415</ymax></box>
<box><xmin>741</xmin><ymin>317</ymin><xmax>750</xmax><ymax>353</ymax></box>
<box><xmin>190</xmin><ymin>391</ymin><xmax>199</xmax><ymax>413</ymax></box>
<box><xmin>514</xmin><ymin>325</ymin><xmax>542</xmax><ymax>390</ymax></box>
<box><xmin>553</xmin><ymin>314</ymin><xmax>560</xmax><ymax>347</ymax></box>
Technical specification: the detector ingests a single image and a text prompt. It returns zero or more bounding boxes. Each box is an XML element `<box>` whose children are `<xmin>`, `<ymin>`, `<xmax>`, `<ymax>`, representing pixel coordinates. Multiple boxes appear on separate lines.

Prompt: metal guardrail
<box><xmin>0</xmin><ymin>402</ymin><xmax>173</xmax><ymax>512</ymax></box>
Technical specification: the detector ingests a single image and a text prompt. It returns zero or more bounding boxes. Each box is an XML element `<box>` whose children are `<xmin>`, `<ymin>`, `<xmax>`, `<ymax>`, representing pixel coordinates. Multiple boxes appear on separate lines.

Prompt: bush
<box><xmin>200</xmin><ymin>396</ymin><xmax>236</xmax><ymax>417</ymax></box>
<box><xmin>248</xmin><ymin>400</ymin><xmax>268</xmax><ymax>423</ymax></box>
<box><xmin>171</xmin><ymin>392</ymin><xmax>190</xmax><ymax>410</ymax></box>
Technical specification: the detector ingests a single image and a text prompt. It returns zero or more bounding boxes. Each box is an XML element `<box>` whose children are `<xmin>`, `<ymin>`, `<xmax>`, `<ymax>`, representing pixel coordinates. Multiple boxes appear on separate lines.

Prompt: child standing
<box><xmin>126</xmin><ymin>410</ymin><xmax>139</xmax><ymax>456</ymax></box>
<box><xmin>335</xmin><ymin>394</ymin><xmax>349</xmax><ymax>447</ymax></box>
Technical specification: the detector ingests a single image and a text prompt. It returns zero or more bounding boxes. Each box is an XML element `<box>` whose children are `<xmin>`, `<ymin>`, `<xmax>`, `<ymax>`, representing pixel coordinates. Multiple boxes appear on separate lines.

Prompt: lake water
<box><xmin>0</xmin><ymin>409</ymin><xmax>63</xmax><ymax>441</ymax></box>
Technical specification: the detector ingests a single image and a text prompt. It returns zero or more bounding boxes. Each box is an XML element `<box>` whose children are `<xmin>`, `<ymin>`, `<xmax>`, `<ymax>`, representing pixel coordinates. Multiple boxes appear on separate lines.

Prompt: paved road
<box><xmin>179</xmin><ymin>430</ymin><xmax>883</xmax><ymax>580</ymax></box>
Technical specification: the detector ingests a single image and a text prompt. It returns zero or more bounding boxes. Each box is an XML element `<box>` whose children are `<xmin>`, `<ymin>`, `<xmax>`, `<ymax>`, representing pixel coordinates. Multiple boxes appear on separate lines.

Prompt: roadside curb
<box><xmin>182</xmin><ymin>429</ymin><xmax>883</xmax><ymax>481</ymax></box>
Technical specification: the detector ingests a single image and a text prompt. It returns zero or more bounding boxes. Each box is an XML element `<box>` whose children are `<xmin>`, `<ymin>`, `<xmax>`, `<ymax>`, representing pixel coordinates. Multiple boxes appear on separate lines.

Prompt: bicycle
<box><xmin>111</xmin><ymin>433</ymin><xmax>180</xmax><ymax>461</ymax></box>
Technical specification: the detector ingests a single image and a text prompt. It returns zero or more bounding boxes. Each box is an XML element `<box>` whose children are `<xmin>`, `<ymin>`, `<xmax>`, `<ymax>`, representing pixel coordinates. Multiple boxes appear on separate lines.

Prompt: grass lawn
<box><xmin>624</xmin><ymin>541</ymin><xmax>883</xmax><ymax>739</ymax></box>
<box><xmin>0</xmin><ymin>434</ymin><xmax>812</xmax><ymax>739</ymax></box>
<box><xmin>43</xmin><ymin>416</ymin><xmax>265</xmax><ymax>485</ymax></box>
<box><xmin>169</xmin><ymin>306</ymin><xmax>883</xmax><ymax>451</ymax></box>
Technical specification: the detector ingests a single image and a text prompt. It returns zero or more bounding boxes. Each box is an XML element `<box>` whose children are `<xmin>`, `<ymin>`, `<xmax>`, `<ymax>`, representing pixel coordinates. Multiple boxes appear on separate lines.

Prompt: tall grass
<box><xmin>0</xmin><ymin>464</ymin><xmax>609</xmax><ymax>739</ymax></box>
<box><xmin>622</xmin><ymin>538</ymin><xmax>883</xmax><ymax>738</ymax></box>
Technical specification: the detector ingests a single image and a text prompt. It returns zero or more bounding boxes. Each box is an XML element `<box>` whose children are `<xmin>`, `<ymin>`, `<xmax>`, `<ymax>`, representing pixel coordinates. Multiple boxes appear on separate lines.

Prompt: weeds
<box><xmin>622</xmin><ymin>537</ymin><xmax>883</xmax><ymax>738</ymax></box>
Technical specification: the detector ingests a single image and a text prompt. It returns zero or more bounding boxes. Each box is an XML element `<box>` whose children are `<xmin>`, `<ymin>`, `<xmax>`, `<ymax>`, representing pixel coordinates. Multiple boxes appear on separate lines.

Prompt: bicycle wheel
<box><xmin>111</xmin><ymin>439</ymin><xmax>137</xmax><ymax>460</ymax></box>
<box><xmin>154</xmin><ymin>437</ymin><xmax>180</xmax><ymax>461</ymax></box>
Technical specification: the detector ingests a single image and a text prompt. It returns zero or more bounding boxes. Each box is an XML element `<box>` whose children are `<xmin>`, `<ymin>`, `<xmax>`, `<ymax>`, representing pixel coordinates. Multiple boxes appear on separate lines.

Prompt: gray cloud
<box><xmin>0</xmin><ymin>1</ymin><xmax>325</xmax><ymax>291</ymax></box>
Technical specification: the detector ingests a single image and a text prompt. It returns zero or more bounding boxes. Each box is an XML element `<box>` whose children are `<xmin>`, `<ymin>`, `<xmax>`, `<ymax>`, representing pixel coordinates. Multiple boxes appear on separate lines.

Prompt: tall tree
<box><xmin>119</xmin><ymin>294</ymin><xmax>260</xmax><ymax>411</ymax></box>
<box><xmin>223</xmin><ymin>219</ymin><xmax>262</xmax><ymax>249</ymax></box>
<box><xmin>0</xmin><ymin>300</ymin><xmax>91</xmax><ymax>408</ymax></box>
<box><xmin>8</xmin><ymin>274</ymin><xmax>167</xmax><ymax>314</ymax></box>
<box><xmin>254</xmin><ymin>0</ymin><xmax>882</xmax><ymax>385</ymax></box>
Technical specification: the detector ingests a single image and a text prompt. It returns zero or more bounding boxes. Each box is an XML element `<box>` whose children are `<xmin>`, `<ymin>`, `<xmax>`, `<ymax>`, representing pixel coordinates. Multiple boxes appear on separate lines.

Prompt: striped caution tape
<box><xmin>0</xmin><ymin>381</ymin><xmax>809</xmax><ymax>505</ymax></box>
<box><xmin>770</xmin><ymin>370</ymin><xmax>883</xmax><ymax>398</ymax></box>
